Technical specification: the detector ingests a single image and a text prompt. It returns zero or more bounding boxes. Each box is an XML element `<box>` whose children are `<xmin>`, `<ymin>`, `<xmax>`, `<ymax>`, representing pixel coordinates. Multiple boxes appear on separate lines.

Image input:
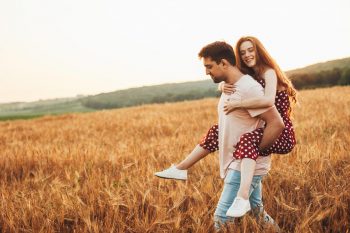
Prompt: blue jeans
<box><xmin>214</xmin><ymin>169</ymin><xmax>264</xmax><ymax>229</ymax></box>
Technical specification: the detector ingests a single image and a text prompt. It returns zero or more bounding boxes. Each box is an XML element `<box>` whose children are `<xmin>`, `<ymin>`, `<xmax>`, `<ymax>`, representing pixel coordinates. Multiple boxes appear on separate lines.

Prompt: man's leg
<box><xmin>213</xmin><ymin>170</ymin><xmax>263</xmax><ymax>230</ymax></box>
<box><xmin>249</xmin><ymin>177</ymin><xmax>263</xmax><ymax>213</ymax></box>
<box><xmin>249</xmin><ymin>179</ymin><xmax>281</xmax><ymax>232</ymax></box>
<box><xmin>214</xmin><ymin>170</ymin><xmax>239</xmax><ymax>229</ymax></box>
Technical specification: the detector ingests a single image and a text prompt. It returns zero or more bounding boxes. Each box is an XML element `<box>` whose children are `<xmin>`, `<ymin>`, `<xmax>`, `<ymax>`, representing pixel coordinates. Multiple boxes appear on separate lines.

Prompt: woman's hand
<box><xmin>223</xmin><ymin>99</ymin><xmax>241</xmax><ymax>115</ymax></box>
<box><xmin>219</xmin><ymin>83</ymin><xmax>235</xmax><ymax>95</ymax></box>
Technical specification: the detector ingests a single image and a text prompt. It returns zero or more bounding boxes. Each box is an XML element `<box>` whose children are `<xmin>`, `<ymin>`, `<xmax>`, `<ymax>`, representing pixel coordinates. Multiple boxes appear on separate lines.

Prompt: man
<box><xmin>198</xmin><ymin>41</ymin><xmax>282</xmax><ymax>230</ymax></box>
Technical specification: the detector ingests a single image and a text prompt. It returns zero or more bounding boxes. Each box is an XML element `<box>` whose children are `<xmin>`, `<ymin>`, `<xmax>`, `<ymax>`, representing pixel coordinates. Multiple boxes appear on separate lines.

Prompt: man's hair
<box><xmin>198</xmin><ymin>41</ymin><xmax>236</xmax><ymax>65</ymax></box>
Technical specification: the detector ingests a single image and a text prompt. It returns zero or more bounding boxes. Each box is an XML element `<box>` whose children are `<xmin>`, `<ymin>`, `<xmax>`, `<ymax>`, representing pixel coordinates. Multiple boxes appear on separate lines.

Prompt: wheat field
<box><xmin>0</xmin><ymin>86</ymin><xmax>349</xmax><ymax>233</ymax></box>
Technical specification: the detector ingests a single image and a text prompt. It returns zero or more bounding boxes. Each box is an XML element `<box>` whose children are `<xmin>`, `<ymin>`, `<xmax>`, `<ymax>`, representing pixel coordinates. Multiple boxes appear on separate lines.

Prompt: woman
<box><xmin>224</xmin><ymin>36</ymin><xmax>297</xmax><ymax>217</ymax></box>
<box><xmin>155</xmin><ymin>36</ymin><xmax>297</xmax><ymax>217</ymax></box>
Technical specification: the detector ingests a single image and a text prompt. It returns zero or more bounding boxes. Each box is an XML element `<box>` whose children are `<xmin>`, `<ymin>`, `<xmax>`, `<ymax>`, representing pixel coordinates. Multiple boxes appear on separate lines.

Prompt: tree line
<box><xmin>289</xmin><ymin>67</ymin><xmax>350</xmax><ymax>89</ymax></box>
<box><xmin>80</xmin><ymin>66</ymin><xmax>350</xmax><ymax>110</ymax></box>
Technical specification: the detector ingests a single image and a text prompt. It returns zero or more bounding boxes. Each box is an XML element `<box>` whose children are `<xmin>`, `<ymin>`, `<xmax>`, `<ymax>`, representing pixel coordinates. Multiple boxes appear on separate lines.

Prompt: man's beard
<box><xmin>211</xmin><ymin>75</ymin><xmax>225</xmax><ymax>83</ymax></box>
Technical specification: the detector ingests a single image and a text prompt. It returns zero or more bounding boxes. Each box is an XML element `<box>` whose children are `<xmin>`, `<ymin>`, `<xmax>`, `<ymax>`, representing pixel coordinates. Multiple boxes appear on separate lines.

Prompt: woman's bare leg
<box><xmin>226</xmin><ymin>158</ymin><xmax>257</xmax><ymax>217</ymax></box>
<box><xmin>237</xmin><ymin>158</ymin><xmax>256</xmax><ymax>199</ymax></box>
<box><xmin>176</xmin><ymin>145</ymin><xmax>211</xmax><ymax>170</ymax></box>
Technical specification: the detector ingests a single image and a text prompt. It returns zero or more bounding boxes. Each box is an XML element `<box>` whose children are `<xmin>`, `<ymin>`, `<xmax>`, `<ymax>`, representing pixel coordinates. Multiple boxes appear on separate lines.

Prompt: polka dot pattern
<box><xmin>199</xmin><ymin>78</ymin><xmax>296</xmax><ymax>160</ymax></box>
<box><xmin>234</xmin><ymin>79</ymin><xmax>296</xmax><ymax>160</ymax></box>
<box><xmin>199</xmin><ymin>124</ymin><xmax>219</xmax><ymax>152</ymax></box>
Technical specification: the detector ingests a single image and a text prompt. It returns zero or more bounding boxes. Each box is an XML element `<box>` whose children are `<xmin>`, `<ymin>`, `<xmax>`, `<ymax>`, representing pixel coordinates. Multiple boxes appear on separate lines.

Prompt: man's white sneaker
<box><xmin>154</xmin><ymin>164</ymin><xmax>187</xmax><ymax>180</ymax></box>
<box><xmin>226</xmin><ymin>197</ymin><xmax>251</xmax><ymax>217</ymax></box>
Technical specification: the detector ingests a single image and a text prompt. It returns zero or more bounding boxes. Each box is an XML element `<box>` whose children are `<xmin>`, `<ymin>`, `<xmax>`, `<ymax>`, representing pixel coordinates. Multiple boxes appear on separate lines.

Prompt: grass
<box><xmin>0</xmin><ymin>86</ymin><xmax>349</xmax><ymax>232</ymax></box>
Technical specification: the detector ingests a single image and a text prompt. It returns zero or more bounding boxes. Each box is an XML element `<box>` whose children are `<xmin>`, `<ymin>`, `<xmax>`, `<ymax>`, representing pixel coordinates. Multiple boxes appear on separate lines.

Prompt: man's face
<box><xmin>203</xmin><ymin>57</ymin><xmax>226</xmax><ymax>83</ymax></box>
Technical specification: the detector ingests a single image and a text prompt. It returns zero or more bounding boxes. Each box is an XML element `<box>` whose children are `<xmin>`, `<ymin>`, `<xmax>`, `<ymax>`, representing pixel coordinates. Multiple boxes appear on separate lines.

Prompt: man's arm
<box><xmin>257</xmin><ymin>106</ymin><xmax>285</xmax><ymax>150</ymax></box>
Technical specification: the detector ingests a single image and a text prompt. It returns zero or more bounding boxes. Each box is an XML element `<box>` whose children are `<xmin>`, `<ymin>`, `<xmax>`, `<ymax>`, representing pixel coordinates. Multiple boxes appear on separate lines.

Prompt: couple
<box><xmin>155</xmin><ymin>37</ymin><xmax>297</xmax><ymax>230</ymax></box>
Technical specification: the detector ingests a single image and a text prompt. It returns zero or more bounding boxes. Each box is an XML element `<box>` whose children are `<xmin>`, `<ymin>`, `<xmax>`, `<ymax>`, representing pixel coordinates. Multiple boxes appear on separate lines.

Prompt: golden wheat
<box><xmin>0</xmin><ymin>86</ymin><xmax>349</xmax><ymax>233</ymax></box>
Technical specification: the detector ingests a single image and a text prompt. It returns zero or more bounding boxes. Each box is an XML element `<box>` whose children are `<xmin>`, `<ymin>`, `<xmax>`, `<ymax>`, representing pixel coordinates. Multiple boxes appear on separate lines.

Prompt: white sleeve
<box><xmin>244</xmin><ymin>85</ymin><xmax>272</xmax><ymax>117</ymax></box>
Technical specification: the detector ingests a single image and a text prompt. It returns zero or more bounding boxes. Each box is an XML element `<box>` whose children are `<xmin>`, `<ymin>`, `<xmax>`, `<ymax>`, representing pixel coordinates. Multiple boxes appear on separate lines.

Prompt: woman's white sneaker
<box><xmin>226</xmin><ymin>197</ymin><xmax>251</xmax><ymax>217</ymax></box>
<box><xmin>154</xmin><ymin>164</ymin><xmax>187</xmax><ymax>180</ymax></box>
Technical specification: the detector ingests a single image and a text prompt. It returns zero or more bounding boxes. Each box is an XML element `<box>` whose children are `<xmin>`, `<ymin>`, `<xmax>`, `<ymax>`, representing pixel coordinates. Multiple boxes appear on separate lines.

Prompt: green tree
<box><xmin>338</xmin><ymin>68</ymin><xmax>350</xmax><ymax>85</ymax></box>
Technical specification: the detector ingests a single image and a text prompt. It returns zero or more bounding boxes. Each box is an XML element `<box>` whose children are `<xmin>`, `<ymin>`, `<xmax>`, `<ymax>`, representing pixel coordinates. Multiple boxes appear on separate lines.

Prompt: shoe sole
<box><xmin>154</xmin><ymin>174</ymin><xmax>187</xmax><ymax>181</ymax></box>
<box><xmin>226</xmin><ymin>207</ymin><xmax>251</xmax><ymax>217</ymax></box>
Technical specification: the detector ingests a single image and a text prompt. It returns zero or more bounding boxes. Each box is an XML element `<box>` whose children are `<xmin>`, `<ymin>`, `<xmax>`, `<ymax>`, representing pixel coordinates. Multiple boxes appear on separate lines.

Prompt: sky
<box><xmin>1</xmin><ymin>0</ymin><xmax>349</xmax><ymax>103</ymax></box>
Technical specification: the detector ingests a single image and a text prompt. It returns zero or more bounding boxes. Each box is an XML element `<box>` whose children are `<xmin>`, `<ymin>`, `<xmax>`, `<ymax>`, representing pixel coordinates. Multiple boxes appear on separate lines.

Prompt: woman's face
<box><xmin>240</xmin><ymin>41</ymin><xmax>256</xmax><ymax>67</ymax></box>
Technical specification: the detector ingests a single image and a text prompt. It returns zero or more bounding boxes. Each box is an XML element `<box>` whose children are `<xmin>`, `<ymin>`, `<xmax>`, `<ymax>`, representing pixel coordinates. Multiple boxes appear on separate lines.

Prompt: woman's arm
<box><xmin>223</xmin><ymin>69</ymin><xmax>277</xmax><ymax>114</ymax></box>
<box><xmin>218</xmin><ymin>82</ymin><xmax>235</xmax><ymax>94</ymax></box>
<box><xmin>241</xmin><ymin>69</ymin><xmax>277</xmax><ymax>107</ymax></box>
<box><xmin>217</xmin><ymin>82</ymin><xmax>224</xmax><ymax>91</ymax></box>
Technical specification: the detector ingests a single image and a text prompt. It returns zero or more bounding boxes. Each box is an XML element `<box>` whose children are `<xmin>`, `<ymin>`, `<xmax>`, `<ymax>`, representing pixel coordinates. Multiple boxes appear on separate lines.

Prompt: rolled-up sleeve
<box><xmin>244</xmin><ymin>86</ymin><xmax>272</xmax><ymax>117</ymax></box>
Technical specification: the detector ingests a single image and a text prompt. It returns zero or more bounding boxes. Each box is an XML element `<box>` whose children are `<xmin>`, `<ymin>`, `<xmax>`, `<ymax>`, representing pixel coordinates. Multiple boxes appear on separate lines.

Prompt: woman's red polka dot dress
<box><xmin>199</xmin><ymin>123</ymin><xmax>219</xmax><ymax>152</ymax></box>
<box><xmin>199</xmin><ymin>79</ymin><xmax>296</xmax><ymax>160</ymax></box>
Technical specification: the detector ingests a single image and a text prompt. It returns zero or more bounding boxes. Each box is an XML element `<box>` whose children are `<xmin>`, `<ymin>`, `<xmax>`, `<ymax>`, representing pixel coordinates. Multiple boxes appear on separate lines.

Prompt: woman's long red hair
<box><xmin>235</xmin><ymin>36</ymin><xmax>297</xmax><ymax>115</ymax></box>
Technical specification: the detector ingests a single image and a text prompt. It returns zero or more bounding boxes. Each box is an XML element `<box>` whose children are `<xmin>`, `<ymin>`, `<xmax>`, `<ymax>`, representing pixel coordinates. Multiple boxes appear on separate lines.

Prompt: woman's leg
<box><xmin>154</xmin><ymin>124</ymin><xmax>219</xmax><ymax>180</ymax></box>
<box><xmin>176</xmin><ymin>124</ymin><xmax>219</xmax><ymax>170</ymax></box>
<box><xmin>176</xmin><ymin>145</ymin><xmax>211</xmax><ymax>169</ymax></box>
<box><xmin>234</xmin><ymin>130</ymin><xmax>262</xmax><ymax>199</ymax></box>
<box><xmin>236</xmin><ymin>158</ymin><xmax>256</xmax><ymax>199</ymax></box>
<box><xmin>227</xmin><ymin>130</ymin><xmax>262</xmax><ymax>217</ymax></box>
<box><xmin>218</xmin><ymin>170</ymin><xmax>263</xmax><ymax>228</ymax></box>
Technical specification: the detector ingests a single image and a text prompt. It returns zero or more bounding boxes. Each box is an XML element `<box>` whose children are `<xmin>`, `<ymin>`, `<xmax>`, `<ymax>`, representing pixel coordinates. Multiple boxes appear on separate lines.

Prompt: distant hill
<box><xmin>286</xmin><ymin>57</ymin><xmax>350</xmax><ymax>89</ymax></box>
<box><xmin>79</xmin><ymin>80</ymin><xmax>219</xmax><ymax>110</ymax></box>
<box><xmin>0</xmin><ymin>81</ymin><xmax>219</xmax><ymax>120</ymax></box>
<box><xmin>0</xmin><ymin>97</ymin><xmax>93</xmax><ymax>120</ymax></box>
<box><xmin>1</xmin><ymin>57</ymin><xmax>350</xmax><ymax>120</ymax></box>
<box><xmin>80</xmin><ymin>56</ymin><xmax>350</xmax><ymax>110</ymax></box>
<box><xmin>286</xmin><ymin>57</ymin><xmax>350</xmax><ymax>75</ymax></box>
